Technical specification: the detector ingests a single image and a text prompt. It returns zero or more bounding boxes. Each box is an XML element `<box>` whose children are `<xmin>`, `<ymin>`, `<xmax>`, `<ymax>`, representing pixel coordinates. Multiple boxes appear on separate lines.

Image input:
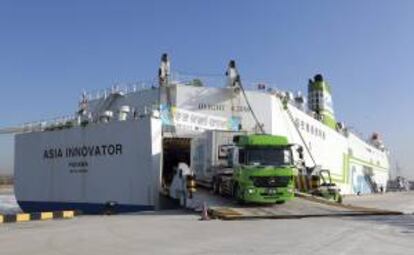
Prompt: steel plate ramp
<box><xmin>208</xmin><ymin>194</ymin><xmax>403</xmax><ymax>220</ymax></box>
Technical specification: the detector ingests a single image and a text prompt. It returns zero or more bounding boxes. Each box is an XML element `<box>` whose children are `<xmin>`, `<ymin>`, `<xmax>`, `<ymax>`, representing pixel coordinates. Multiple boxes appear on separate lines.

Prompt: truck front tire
<box><xmin>213</xmin><ymin>178</ymin><xmax>220</xmax><ymax>194</ymax></box>
<box><xmin>233</xmin><ymin>184</ymin><xmax>245</xmax><ymax>205</ymax></box>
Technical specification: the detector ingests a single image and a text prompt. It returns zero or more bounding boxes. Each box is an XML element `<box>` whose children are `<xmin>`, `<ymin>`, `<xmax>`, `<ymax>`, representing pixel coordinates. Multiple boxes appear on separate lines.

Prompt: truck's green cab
<box><xmin>229</xmin><ymin>135</ymin><xmax>297</xmax><ymax>204</ymax></box>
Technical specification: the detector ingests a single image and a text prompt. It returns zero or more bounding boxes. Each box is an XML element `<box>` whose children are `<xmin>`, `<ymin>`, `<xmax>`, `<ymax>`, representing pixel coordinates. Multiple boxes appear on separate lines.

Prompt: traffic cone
<box><xmin>200</xmin><ymin>202</ymin><xmax>210</xmax><ymax>221</ymax></box>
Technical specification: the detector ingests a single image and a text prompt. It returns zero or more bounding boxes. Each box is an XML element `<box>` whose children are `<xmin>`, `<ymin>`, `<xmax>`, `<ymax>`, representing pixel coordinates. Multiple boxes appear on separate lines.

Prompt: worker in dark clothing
<box><xmin>225</xmin><ymin>60</ymin><xmax>241</xmax><ymax>88</ymax></box>
<box><xmin>158</xmin><ymin>53</ymin><xmax>170</xmax><ymax>87</ymax></box>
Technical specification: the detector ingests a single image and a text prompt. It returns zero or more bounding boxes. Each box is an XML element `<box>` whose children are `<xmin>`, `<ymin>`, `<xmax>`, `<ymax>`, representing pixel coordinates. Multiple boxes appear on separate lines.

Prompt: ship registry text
<box><xmin>43</xmin><ymin>144</ymin><xmax>123</xmax><ymax>159</ymax></box>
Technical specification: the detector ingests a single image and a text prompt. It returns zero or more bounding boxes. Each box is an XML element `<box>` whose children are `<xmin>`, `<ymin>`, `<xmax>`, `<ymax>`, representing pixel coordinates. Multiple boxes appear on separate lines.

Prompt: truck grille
<box><xmin>251</xmin><ymin>176</ymin><xmax>291</xmax><ymax>188</ymax></box>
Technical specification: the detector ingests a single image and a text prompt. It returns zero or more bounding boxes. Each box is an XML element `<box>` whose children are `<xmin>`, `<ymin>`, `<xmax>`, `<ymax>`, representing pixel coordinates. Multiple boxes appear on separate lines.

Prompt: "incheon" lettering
<box><xmin>43</xmin><ymin>144</ymin><xmax>123</xmax><ymax>159</ymax></box>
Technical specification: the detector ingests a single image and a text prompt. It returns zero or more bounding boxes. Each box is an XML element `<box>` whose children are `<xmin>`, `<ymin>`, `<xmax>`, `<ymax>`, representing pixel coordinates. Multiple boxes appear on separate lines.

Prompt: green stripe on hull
<box><xmin>330</xmin><ymin>154</ymin><xmax>389</xmax><ymax>185</ymax></box>
<box><xmin>330</xmin><ymin>153</ymin><xmax>349</xmax><ymax>184</ymax></box>
<box><xmin>349</xmin><ymin>156</ymin><xmax>388</xmax><ymax>171</ymax></box>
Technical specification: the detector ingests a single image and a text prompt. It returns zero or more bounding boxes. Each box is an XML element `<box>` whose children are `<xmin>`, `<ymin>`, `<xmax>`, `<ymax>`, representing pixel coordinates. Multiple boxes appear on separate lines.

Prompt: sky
<box><xmin>0</xmin><ymin>0</ymin><xmax>413</xmax><ymax>178</ymax></box>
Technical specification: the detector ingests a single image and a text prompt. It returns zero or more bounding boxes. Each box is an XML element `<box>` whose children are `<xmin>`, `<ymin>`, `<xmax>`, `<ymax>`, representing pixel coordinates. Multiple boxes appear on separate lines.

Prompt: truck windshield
<box><xmin>243</xmin><ymin>148</ymin><xmax>292</xmax><ymax>166</ymax></box>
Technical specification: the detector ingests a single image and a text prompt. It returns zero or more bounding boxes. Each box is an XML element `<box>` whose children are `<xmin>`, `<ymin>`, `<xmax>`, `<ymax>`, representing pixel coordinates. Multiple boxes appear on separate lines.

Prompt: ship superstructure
<box><xmin>80</xmin><ymin>69</ymin><xmax>389</xmax><ymax>194</ymax></box>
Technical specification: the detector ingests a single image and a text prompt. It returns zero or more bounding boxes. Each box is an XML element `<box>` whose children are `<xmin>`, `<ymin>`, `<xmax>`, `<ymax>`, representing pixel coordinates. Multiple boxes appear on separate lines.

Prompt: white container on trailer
<box><xmin>191</xmin><ymin>130</ymin><xmax>245</xmax><ymax>184</ymax></box>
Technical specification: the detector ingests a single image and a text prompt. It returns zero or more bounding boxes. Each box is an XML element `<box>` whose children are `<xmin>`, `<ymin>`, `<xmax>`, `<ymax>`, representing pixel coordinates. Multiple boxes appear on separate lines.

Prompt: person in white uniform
<box><xmin>169</xmin><ymin>162</ymin><xmax>194</xmax><ymax>208</ymax></box>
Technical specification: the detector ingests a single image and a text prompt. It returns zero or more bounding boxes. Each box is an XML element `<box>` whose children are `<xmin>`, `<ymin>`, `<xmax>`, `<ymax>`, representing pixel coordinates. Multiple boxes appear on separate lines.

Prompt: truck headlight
<box><xmin>247</xmin><ymin>188</ymin><xmax>255</xmax><ymax>194</ymax></box>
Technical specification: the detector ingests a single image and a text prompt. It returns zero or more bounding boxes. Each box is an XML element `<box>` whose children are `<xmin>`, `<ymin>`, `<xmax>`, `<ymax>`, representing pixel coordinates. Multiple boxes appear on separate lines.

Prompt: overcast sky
<box><xmin>0</xmin><ymin>0</ymin><xmax>413</xmax><ymax>178</ymax></box>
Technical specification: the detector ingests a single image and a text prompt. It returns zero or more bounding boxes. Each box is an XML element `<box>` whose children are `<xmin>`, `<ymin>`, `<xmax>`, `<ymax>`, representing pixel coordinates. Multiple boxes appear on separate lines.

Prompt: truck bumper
<box><xmin>242</xmin><ymin>186</ymin><xmax>294</xmax><ymax>204</ymax></box>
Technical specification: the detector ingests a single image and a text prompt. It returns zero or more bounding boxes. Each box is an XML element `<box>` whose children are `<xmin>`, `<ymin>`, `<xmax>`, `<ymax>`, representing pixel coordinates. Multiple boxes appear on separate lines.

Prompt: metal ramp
<box><xmin>192</xmin><ymin>189</ymin><xmax>403</xmax><ymax>220</ymax></box>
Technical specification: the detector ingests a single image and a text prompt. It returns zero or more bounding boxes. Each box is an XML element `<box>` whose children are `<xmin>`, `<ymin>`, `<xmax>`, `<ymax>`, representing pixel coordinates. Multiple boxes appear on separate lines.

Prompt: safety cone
<box><xmin>200</xmin><ymin>202</ymin><xmax>210</xmax><ymax>221</ymax></box>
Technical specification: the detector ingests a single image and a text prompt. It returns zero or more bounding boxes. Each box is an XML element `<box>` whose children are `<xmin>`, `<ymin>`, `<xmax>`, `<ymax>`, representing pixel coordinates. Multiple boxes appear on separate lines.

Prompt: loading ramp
<box><xmin>191</xmin><ymin>189</ymin><xmax>403</xmax><ymax>220</ymax></box>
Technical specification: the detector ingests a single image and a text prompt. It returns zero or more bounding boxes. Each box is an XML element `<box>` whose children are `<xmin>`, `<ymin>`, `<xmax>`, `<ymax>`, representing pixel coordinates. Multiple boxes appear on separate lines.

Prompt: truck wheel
<box><xmin>233</xmin><ymin>184</ymin><xmax>245</xmax><ymax>205</ymax></box>
<box><xmin>218</xmin><ymin>182</ymin><xmax>224</xmax><ymax>196</ymax></box>
<box><xmin>336</xmin><ymin>193</ymin><xmax>343</xmax><ymax>204</ymax></box>
<box><xmin>213</xmin><ymin>178</ymin><xmax>220</xmax><ymax>194</ymax></box>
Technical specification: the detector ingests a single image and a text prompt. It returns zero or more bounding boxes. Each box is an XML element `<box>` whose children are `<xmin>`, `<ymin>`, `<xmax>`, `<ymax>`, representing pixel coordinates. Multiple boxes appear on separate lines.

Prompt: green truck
<box><xmin>191</xmin><ymin>131</ymin><xmax>299</xmax><ymax>204</ymax></box>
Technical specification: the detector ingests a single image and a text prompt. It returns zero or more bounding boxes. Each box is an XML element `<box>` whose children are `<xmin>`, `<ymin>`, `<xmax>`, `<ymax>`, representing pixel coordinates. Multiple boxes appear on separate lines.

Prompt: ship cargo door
<box><xmin>162</xmin><ymin>137</ymin><xmax>191</xmax><ymax>192</ymax></box>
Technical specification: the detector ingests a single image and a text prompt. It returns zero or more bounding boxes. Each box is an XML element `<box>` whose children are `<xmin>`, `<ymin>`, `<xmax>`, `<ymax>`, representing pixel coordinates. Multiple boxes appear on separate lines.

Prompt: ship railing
<box><xmin>21</xmin><ymin>114</ymin><xmax>78</xmax><ymax>133</ymax></box>
<box><xmin>82</xmin><ymin>73</ymin><xmax>283</xmax><ymax>102</ymax></box>
<box><xmin>171</xmin><ymin>71</ymin><xmax>278</xmax><ymax>91</ymax></box>
<box><xmin>84</xmin><ymin>80</ymin><xmax>157</xmax><ymax>101</ymax></box>
<box><xmin>18</xmin><ymin>103</ymin><xmax>162</xmax><ymax>134</ymax></box>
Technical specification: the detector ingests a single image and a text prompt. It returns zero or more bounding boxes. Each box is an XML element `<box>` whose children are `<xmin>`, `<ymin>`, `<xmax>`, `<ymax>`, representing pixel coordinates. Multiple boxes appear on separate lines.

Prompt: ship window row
<box><xmin>309</xmin><ymin>91</ymin><xmax>324</xmax><ymax>98</ymax></box>
<box><xmin>295</xmin><ymin>118</ymin><xmax>326</xmax><ymax>140</ymax></box>
<box><xmin>309</xmin><ymin>97</ymin><xmax>325</xmax><ymax>110</ymax></box>
<box><xmin>309</xmin><ymin>100</ymin><xmax>322</xmax><ymax>109</ymax></box>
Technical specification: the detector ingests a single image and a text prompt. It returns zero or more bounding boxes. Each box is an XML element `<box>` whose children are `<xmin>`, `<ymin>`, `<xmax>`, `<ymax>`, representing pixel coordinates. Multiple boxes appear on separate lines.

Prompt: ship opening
<box><xmin>161</xmin><ymin>137</ymin><xmax>192</xmax><ymax>193</ymax></box>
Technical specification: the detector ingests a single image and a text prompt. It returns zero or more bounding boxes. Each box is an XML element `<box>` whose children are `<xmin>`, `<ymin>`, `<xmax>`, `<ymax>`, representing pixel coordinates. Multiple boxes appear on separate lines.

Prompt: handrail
<box><xmin>84</xmin><ymin>80</ymin><xmax>157</xmax><ymax>101</ymax></box>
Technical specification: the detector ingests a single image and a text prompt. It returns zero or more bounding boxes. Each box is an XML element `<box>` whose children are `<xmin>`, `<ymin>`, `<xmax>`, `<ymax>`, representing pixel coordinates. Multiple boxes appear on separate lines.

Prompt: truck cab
<box><xmin>209</xmin><ymin>134</ymin><xmax>298</xmax><ymax>204</ymax></box>
<box><xmin>229</xmin><ymin>135</ymin><xmax>297</xmax><ymax>204</ymax></box>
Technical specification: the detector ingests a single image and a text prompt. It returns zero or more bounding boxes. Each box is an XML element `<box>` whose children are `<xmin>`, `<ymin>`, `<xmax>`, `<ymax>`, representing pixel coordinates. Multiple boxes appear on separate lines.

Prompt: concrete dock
<box><xmin>343</xmin><ymin>191</ymin><xmax>414</xmax><ymax>214</ymax></box>
<box><xmin>1</xmin><ymin>188</ymin><xmax>413</xmax><ymax>255</ymax></box>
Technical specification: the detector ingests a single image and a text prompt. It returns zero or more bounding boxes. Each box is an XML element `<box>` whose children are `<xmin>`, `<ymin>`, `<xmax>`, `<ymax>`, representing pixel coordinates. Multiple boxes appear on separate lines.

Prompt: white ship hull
<box><xmin>14</xmin><ymin>82</ymin><xmax>390</xmax><ymax>213</ymax></box>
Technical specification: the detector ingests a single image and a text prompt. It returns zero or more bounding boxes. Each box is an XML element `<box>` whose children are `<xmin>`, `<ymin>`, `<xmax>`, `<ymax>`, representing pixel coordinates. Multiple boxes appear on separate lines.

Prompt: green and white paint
<box><xmin>308</xmin><ymin>74</ymin><xmax>337</xmax><ymax>129</ymax></box>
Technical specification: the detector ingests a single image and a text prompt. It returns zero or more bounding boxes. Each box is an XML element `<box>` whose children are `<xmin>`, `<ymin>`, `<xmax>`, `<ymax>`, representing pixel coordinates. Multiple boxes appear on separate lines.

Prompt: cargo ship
<box><xmin>11</xmin><ymin>54</ymin><xmax>389</xmax><ymax>213</ymax></box>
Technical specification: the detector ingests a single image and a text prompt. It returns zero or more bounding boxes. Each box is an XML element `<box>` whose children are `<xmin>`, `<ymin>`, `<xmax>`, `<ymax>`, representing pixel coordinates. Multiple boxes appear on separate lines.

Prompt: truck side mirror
<box><xmin>227</xmin><ymin>148</ymin><xmax>233</xmax><ymax>167</ymax></box>
<box><xmin>232</xmin><ymin>149</ymin><xmax>239</xmax><ymax>167</ymax></box>
<box><xmin>226</xmin><ymin>148</ymin><xmax>239</xmax><ymax>168</ymax></box>
<box><xmin>239</xmin><ymin>149</ymin><xmax>245</xmax><ymax>165</ymax></box>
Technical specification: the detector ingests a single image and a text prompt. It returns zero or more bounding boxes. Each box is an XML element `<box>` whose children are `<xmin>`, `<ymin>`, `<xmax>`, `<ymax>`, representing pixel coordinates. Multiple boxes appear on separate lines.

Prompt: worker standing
<box><xmin>225</xmin><ymin>60</ymin><xmax>241</xmax><ymax>88</ymax></box>
<box><xmin>169</xmin><ymin>162</ymin><xmax>195</xmax><ymax>208</ymax></box>
<box><xmin>158</xmin><ymin>53</ymin><xmax>172</xmax><ymax>110</ymax></box>
<box><xmin>158</xmin><ymin>53</ymin><xmax>170</xmax><ymax>87</ymax></box>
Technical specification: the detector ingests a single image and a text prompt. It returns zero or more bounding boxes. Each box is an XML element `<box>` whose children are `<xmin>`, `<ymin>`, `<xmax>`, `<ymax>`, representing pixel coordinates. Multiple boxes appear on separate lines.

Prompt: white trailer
<box><xmin>191</xmin><ymin>130</ymin><xmax>245</xmax><ymax>186</ymax></box>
